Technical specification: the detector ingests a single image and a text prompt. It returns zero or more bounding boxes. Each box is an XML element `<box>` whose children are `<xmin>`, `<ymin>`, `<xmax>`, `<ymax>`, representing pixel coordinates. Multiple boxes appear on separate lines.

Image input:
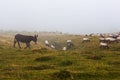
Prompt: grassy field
<box><xmin>0</xmin><ymin>32</ymin><xmax>120</xmax><ymax>80</ymax></box>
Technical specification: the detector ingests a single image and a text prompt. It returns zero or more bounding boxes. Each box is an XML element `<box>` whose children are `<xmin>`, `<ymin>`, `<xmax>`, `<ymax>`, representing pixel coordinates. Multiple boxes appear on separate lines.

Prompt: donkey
<box><xmin>14</xmin><ymin>34</ymin><xmax>38</xmax><ymax>49</ymax></box>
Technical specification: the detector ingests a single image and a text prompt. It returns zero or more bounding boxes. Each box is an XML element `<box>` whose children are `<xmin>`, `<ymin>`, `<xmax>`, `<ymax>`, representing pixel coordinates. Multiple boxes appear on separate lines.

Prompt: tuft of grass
<box><xmin>25</xmin><ymin>65</ymin><xmax>55</xmax><ymax>70</ymax></box>
<box><xmin>86</xmin><ymin>55</ymin><xmax>102</xmax><ymax>60</ymax></box>
<box><xmin>35</xmin><ymin>56</ymin><xmax>54</xmax><ymax>62</ymax></box>
<box><xmin>108</xmin><ymin>60</ymin><xmax>120</xmax><ymax>65</ymax></box>
<box><xmin>110</xmin><ymin>47</ymin><xmax>120</xmax><ymax>51</ymax></box>
<box><xmin>59</xmin><ymin>60</ymin><xmax>73</xmax><ymax>66</ymax></box>
<box><xmin>52</xmin><ymin>70</ymin><xmax>72</xmax><ymax>80</ymax></box>
<box><xmin>81</xmin><ymin>50</ymin><xmax>93</xmax><ymax>54</ymax></box>
<box><xmin>32</xmin><ymin>47</ymin><xmax>49</xmax><ymax>53</ymax></box>
<box><xmin>0</xmin><ymin>46</ymin><xmax>4</xmax><ymax>49</ymax></box>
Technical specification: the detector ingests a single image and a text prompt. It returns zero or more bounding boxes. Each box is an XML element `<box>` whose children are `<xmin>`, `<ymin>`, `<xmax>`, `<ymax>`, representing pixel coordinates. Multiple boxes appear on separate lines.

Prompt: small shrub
<box><xmin>25</xmin><ymin>65</ymin><xmax>55</xmax><ymax>70</ymax></box>
<box><xmin>110</xmin><ymin>47</ymin><xmax>120</xmax><ymax>51</ymax></box>
<box><xmin>59</xmin><ymin>60</ymin><xmax>73</xmax><ymax>66</ymax></box>
<box><xmin>2</xmin><ymin>67</ymin><xmax>13</xmax><ymax>71</ymax></box>
<box><xmin>86</xmin><ymin>55</ymin><xmax>102</xmax><ymax>60</ymax></box>
<box><xmin>35</xmin><ymin>56</ymin><xmax>54</xmax><ymax>62</ymax></box>
<box><xmin>108</xmin><ymin>60</ymin><xmax>120</xmax><ymax>65</ymax></box>
<box><xmin>81</xmin><ymin>50</ymin><xmax>93</xmax><ymax>54</ymax></box>
<box><xmin>52</xmin><ymin>70</ymin><xmax>72</xmax><ymax>80</ymax></box>
<box><xmin>32</xmin><ymin>48</ymin><xmax>48</xmax><ymax>53</ymax></box>
<box><xmin>0</xmin><ymin>46</ymin><xmax>4</xmax><ymax>49</ymax></box>
<box><xmin>73</xmin><ymin>72</ymin><xmax>103</xmax><ymax>79</ymax></box>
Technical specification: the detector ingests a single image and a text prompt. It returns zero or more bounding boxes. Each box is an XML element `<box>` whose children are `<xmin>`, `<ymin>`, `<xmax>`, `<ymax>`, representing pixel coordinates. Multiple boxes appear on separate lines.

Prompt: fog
<box><xmin>0</xmin><ymin>0</ymin><xmax>120</xmax><ymax>34</ymax></box>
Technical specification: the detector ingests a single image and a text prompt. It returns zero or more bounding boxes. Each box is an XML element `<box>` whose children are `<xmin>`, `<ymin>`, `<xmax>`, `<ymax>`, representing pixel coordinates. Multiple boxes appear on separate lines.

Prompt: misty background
<box><xmin>0</xmin><ymin>0</ymin><xmax>120</xmax><ymax>34</ymax></box>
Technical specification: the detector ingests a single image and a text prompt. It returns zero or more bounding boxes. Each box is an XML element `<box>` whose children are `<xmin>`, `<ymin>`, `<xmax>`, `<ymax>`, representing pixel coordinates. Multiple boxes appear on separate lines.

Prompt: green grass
<box><xmin>0</xmin><ymin>33</ymin><xmax>120</xmax><ymax>80</ymax></box>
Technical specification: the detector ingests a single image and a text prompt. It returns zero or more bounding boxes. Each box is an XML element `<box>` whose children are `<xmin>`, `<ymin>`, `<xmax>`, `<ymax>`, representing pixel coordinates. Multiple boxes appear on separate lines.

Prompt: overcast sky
<box><xmin>0</xmin><ymin>0</ymin><xmax>120</xmax><ymax>34</ymax></box>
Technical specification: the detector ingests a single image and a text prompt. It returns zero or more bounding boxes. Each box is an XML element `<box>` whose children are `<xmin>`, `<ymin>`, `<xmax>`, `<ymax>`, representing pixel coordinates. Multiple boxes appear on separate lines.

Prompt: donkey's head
<box><xmin>33</xmin><ymin>35</ymin><xmax>38</xmax><ymax>44</ymax></box>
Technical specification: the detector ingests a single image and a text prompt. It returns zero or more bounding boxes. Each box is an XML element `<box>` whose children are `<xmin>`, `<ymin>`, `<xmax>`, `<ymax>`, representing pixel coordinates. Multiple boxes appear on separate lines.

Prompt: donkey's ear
<box><xmin>36</xmin><ymin>35</ymin><xmax>38</xmax><ymax>37</ymax></box>
<box><xmin>35</xmin><ymin>34</ymin><xmax>38</xmax><ymax>38</ymax></box>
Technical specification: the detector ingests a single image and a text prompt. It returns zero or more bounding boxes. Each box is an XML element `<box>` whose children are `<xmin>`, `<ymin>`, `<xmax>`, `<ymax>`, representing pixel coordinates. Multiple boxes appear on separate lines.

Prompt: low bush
<box><xmin>86</xmin><ymin>55</ymin><xmax>102</xmax><ymax>60</ymax></box>
<box><xmin>59</xmin><ymin>60</ymin><xmax>73</xmax><ymax>66</ymax></box>
<box><xmin>35</xmin><ymin>56</ymin><xmax>54</xmax><ymax>62</ymax></box>
<box><xmin>25</xmin><ymin>65</ymin><xmax>55</xmax><ymax>70</ymax></box>
<box><xmin>52</xmin><ymin>70</ymin><xmax>72</xmax><ymax>80</ymax></box>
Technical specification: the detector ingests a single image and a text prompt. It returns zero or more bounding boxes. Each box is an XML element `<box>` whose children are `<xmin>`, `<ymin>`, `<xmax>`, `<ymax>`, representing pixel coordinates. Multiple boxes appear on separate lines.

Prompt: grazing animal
<box><xmin>66</xmin><ymin>40</ymin><xmax>72</xmax><ymax>43</ymax></box>
<box><xmin>82</xmin><ymin>38</ymin><xmax>90</xmax><ymax>43</ymax></box>
<box><xmin>66</xmin><ymin>40</ymin><xmax>74</xmax><ymax>49</ymax></box>
<box><xmin>99</xmin><ymin>42</ymin><xmax>109</xmax><ymax>49</ymax></box>
<box><xmin>45</xmin><ymin>40</ymin><xmax>50</xmax><ymax>47</ymax></box>
<box><xmin>99</xmin><ymin>34</ymin><xmax>105</xmax><ymax>38</ymax></box>
<box><xmin>63</xmin><ymin>47</ymin><xmax>67</xmax><ymax>51</ymax></box>
<box><xmin>109</xmin><ymin>34</ymin><xmax>119</xmax><ymax>38</ymax></box>
<box><xmin>14</xmin><ymin>34</ymin><xmax>38</xmax><ymax>49</ymax></box>
<box><xmin>105</xmin><ymin>37</ymin><xmax>118</xmax><ymax>43</ymax></box>
<box><xmin>51</xmin><ymin>44</ymin><xmax>55</xmax><ymax>49</ymax></box>
<box><xmin>99</xmin><ymin>37</ymin><xmax>105</xmax><ymax>42</ymax></box>
<box><xmin>117</xmin><ymin>36</ymin><xmax>120</xmax><ymax>42</ymax></box>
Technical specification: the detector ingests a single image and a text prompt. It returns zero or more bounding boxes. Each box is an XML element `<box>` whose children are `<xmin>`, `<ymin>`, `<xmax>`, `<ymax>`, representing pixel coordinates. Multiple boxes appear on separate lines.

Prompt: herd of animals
<box><xmin>13</xmin><ymin>33</ymin><xmax>120</xmax><ymax>50</ymax></box>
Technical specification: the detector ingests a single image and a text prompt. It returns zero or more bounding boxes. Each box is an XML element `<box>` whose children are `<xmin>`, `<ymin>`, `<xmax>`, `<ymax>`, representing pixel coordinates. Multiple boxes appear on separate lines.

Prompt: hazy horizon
<box><xmin>0</xmin><ymin>0</ymin><xmax>120</xmax><ymax>34</ymax></box>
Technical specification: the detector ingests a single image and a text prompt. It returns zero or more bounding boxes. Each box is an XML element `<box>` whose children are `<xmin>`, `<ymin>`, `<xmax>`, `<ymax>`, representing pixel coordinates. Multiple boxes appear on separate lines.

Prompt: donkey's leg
<box><xmin>27</xmin><ymin>43</ymin><xmax>30</xmax><ymax>49</ymax></box>
<box><xmin>24</xmin><ymin>43</ymin><xmax>28</xmax><ymax>49</ymax></box>
<box><xmin>25</xmin><ymin>43</ymin><xmax>30</xmax><ymax>49</ymax></box>
<box><xmin>18</xmin><ymin>41</ymin><xmax>21</xmax><ymax>48</ymax></box>
<box><xmin>13</xmin><ymin>39</ymin><xmax>17</xmax><ymax>48</ymax></box>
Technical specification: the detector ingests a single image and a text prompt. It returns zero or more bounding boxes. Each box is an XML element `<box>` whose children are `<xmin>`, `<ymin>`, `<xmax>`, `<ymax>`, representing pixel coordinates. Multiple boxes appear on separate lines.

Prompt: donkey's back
<box><xmin>15</xmin><ymin>34</ymin><xmax>33</xmax><ymax>43</ymax></box>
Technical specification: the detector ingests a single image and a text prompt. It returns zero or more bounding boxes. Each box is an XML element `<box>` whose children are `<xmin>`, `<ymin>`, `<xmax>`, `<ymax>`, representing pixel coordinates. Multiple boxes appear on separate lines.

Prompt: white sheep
<box><xmin>117</xmin><ymin>36</ymin><xmax>120</xmax><ymax>42</ymax></box>
<box><xmin>66</xmin><ymin>40</ymin><xmax>74</xmax><ymax>49</ymax></box>
<box><xmin>51</xmin><ymin>44</ymin><xmax>55</xmax><ymax>49</ymax></box>
<box><xmin>63</xmin><ymin>47</ymin><xmax>67</xmax><ymax>51</ymax></box>
<box><xmin>66</xmin><ymin>40</ymin><xmax>72</xmax><ymax>43</ymax></box>
<box><xmin>45</xmin><ymin>40</ymin><xmax>50</xmax><ymax>47</ymax></box>
<box><xmin>99</xmin><ymin>37</ymin><xmax>105</xmax><ymax>42</ymax></box>
<box><xmin>82</xmin><ymin>37</ymin><xmax>90</xmax><ymax>43</ymax></box>
<box><xmin>109</xmin><ymin>34</ymin><xmax>119</xmax><ymax>38</ymax></box>
<box><xmin>105</xmin><ymin>37</ymin><xmax>117</xmax><ymax>43</ymax></box>
<box><xmin>99</xmin><ymin>42</ymin><xmax>109</xmax><ymax>49</ymax></box>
